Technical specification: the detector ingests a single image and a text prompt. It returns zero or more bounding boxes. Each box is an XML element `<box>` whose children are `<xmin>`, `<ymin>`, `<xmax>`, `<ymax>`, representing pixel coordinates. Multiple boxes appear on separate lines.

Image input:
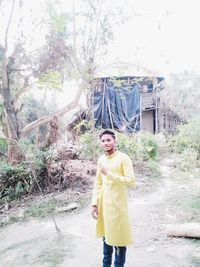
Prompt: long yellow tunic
<box><xmin>92</xmin><ymin>150</ymin><xmax>135</xmax><ymax>247</ymax></box>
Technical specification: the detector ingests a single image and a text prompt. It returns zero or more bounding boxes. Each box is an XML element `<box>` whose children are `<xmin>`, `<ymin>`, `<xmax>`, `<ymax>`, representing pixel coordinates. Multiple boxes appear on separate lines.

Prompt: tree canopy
<box><xmin>0</xmin><ymin>0</ymin><xmax>129</xmax><ymax>162</ymax></box>
<box><xmin>160</xmin><ymin>71</ymin><xmax>200</xmax><ymax>121</ymax></box>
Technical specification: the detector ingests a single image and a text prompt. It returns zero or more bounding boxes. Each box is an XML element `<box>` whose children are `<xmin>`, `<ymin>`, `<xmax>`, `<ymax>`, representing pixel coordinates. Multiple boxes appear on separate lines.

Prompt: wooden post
<box><xmin>107</xmin><ymin>98</ymin><xmax>114</xmax><ymax>130</ymax></box>
<box><xmin>140</xmin><ymin>93</ymin><xmax>142</xmax><ymax>131</ymax></box>
<box><xmin>153</xmin><ymin>78</ymin><xmax>159</xmax><ymax>134</ymax></box>
<box><xmin>155</xmin><ymin>89</ymin><xmax>158</xmax><ymax>134</ymax></box>
<box><xmin>101</xmin><ymin>79</ymin><xmax>106</xmax><ymax>128</ymax></box>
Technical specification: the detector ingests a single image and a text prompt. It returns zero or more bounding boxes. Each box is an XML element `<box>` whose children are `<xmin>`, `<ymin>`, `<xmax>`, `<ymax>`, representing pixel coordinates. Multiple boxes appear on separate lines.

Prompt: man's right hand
<box><xmin>91</xmin><ymin>205</ymin><xmax>98</xmax><ymax>220</ymax></box>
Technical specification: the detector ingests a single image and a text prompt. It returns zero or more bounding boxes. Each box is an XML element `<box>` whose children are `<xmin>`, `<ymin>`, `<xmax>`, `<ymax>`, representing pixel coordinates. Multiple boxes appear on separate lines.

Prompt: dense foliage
<box><xmin>160</xmin><ymin>71</ymin><xmax>200</xmax><ymax>120</ymax></box>
<box><xmin>170</xmin><ymin>116</ymin><xmax>200</xmax><ymax>155</ymax></box>
<box><xmin>169</xmin><ymin>116</ymin><xmax>200</xmax><ymax>170</ymax></box>
<box><xmin>76</xmin><ymin>127</ymin><xmax>157</xmax><ymax>162</ymax></box>
<box><xmin>1</xmin><ymin>115</ymin><xmax>200</xmax><ymax>203</ymax></box>
<box><xmin>0</xmin><ymin>151</ymin><xmax>48</xmax><ymax>203</ymax></box>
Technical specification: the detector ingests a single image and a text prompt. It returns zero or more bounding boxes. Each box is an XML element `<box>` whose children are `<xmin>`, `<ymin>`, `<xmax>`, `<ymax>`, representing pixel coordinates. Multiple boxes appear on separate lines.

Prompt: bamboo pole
<box><xmin>101</xmin><ymin>79</ymin><xmax>106</xmax><ymax>128</ymax></box>
<box><xmin>140</xmin><ymin>93</ymin><xmax>142</xmax><ymax>131</ymax></box>
<box><xmin>107</xmin><ymin>98</ymin><xmax>114</xmax><ymax>130</ymax></box>
<box><xmin>155</xmin><ymin>89</ymin><xmax>158</xmax><ymax>134</ymax></box>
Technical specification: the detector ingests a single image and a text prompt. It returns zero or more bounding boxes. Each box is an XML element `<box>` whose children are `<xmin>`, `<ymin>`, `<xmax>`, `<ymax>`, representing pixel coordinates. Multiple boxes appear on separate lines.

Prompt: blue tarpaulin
<box><xmin>92</xmin><ymin>79</ymin><xmax>140</xmax><ymax>133</ymax></box>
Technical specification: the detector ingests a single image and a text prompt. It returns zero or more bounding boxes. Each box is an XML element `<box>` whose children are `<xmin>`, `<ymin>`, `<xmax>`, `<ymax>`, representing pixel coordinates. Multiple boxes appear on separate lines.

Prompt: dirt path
<box><xmin>0</xmin><ymin>159</ymin><xmax>199</xmax><ymax>267</ymax></box>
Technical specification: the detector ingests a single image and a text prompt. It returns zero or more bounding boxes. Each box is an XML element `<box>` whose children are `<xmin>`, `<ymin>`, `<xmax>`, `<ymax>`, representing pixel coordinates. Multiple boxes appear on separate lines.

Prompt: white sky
<box><xmin>2</xmin><ymin>0</ymin><xmax>200</xmax><ymax>76</ymax></box>
<box><xmin>1</xmin><ymin>0</ymin><xmax>200</xmax><ymax>107</ymax></box>
<box><xmin>104</xmin><ymin>0</ymin><xmax>200</xmax><ymax>76</ymax></box>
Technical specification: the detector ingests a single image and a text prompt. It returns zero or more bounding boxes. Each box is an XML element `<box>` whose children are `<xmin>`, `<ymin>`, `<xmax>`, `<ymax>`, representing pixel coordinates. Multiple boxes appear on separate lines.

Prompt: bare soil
<box><xmin>0</xmin><ymin>157</ymin><xmax>200</xmax><ymax>267</ymax></box>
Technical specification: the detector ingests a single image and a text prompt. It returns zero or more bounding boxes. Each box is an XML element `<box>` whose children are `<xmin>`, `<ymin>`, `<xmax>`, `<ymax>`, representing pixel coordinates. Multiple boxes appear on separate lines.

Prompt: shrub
<box><xmin>76</xmin><ymin>120</ymin><xmax>102</xmax><ymax>160</ymax></box>
<box><xmin>0</xmin><ymin>137</ymin><xmax>7</xmax><ymax>158</ymax></box>
<box><xmin>116</xmin><ymin>131</ymin><xmax>157</xmax><ymax>161</ymax></box>
<box><xmin>169</xmin><ymin>116</ymin><xmax>200</xmax><ymax>170</ymax></box>
<box><xmin>0</xmin><ymin>152</ymin><xmax>47</xmax><ymax>203</ymax></box>
<box><xmin>77</xmin><ymin>126</ymin><xmax>157</xmax><ymax>162</ymax></box>
<box><xmin>137</xmin><ymin>131</ymin><xmax>157</xmax><ymax>160</ymax></box>
<box><xmin>170</xmin><ymin>116</ymin><xmax>200</xmax><ymax>156</ymax></box>
<box><xmin>154</xmin><ymin>133</ymin><xmax>169</xmax><ymax>156</ymax></box>
<box><xmin>76</xmin><ymin>130</ymin><xmax>102</xmax><ymax>160</ymax></box>
<box><xmin>24</xmin><ymin>199</ymin><xmax>58</xmax><ymax>218</ymax></box>
<box><xmin>173</xmin><ymin>147</ymin><xmax>199</xmax><ymax>171</ymax></box>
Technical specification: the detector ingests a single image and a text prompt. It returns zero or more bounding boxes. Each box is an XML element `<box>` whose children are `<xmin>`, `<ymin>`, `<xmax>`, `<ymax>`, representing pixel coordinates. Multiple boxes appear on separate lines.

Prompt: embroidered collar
<box><xmin>106</xmin><ymin>150</ymin><xmax>118</xmax><ymax>158</ymax></box>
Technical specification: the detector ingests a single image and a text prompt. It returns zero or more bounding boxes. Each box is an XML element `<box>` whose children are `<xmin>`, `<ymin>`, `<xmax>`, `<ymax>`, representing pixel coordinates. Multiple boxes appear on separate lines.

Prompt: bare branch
<box><xmin>72</xmin><ymin>0</ymin><xmax>77</xmax><ymax>57</ymax></box>
<box><xmin>83</xmin><ymin>0</ymin><xmax>104</xmax><ymax>65</ymax></box>
<box><xmin>11</xmin><ymin>68</ymin><xmax>29</xmax><ymax>72</ymax></box>
<box><xmin>19</xmin><ymin>84</ymin><xmax>84</xmax><ymax>137</ymax></box>
<box><xmin>63</xmin><ymin>45</ymin><xmax>83</xmax><ymax>77</ymax></box>
<box><xmin>24</xmin><ymin>17</ymin><xmax>49</xmax><ymax>44</ymax></box>
<box><xmin>5</xmin><ymin>0</ymin><xmax>15</xmax><ymax>51</ymax></box>
<box><xmin>0</xmin><ymin>45</ymin><xmax>7</xmax><ymax>71</ymax></box>
<box><xmin>17</xmin><ymin>1</ymin><xmax>50</xmax><ymax>45</ymax></box>
<box><xmin>92</xmin><ymin>0</ymin><xmax>104</xmax><ymax>58</ymax></box>
<box><xmin>13</xmin><ymin>76</ymin><xmax>30</xmax><ymax>105</ymax></box>
<box><xmin>13</xmin><ymin>77</ymin><xmax>63</xmax><ymax>106</ymax></box>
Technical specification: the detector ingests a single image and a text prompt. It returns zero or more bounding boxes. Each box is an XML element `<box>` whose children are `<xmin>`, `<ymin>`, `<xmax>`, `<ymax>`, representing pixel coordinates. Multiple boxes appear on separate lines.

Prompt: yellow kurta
<box><xmin>92</xmin><ymin>150</ymin><xmax>135</xmax><ymax>247</ymax></box>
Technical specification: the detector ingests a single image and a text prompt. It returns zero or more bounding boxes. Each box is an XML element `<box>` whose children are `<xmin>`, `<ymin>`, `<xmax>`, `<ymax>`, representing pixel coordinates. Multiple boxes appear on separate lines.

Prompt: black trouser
<box><xmin>102</xmin><ymin>238</ymin><xmax>127</xmax><ymax>267</ymax></box>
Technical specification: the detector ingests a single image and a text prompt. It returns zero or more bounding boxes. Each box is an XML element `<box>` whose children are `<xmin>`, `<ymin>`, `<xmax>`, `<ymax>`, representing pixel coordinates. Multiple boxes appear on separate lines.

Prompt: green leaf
<box><xmin>38</xmin><ymin>71</ymin><xmax>62</xmax><ymax>90</ymax></box>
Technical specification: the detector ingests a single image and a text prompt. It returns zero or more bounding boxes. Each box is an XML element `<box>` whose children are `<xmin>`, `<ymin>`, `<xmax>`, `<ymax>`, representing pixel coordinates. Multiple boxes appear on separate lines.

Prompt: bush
<box><xmin>76</xmin><ymin>130</ymin><xmax>102</xmax><ymax>160</ymax></box>
<box><xmin>154</xmin><ymin>133</ymin><xmax>169</xmax><ymax>156</ymax></box>
<box><xmin>76</xmin><ymin>120</ymin><xmax>102</xmax><ymax>160</ymax></box>
<box><xmin>173</xmin><ymin>147</ymin><xmax>199</xmax><ymax>171</ymax></box>
<box><xmin>170</xmin><ymin>116</ymin><xmax>200</xmax><ymax>156</ymax></box>
<box><xmin>169</xmin><ymin>116</ymin><xmax>200</xmax><ymax>170</ymax></box>
<box><xmin>77</xmin><ymin>127</ymin><xmax>157</xmax><ymax>162</ymax></box>
<box><xmin>0</xmin><ymin>137</ymin><xmax>7</xmax><ymax>157</ymax></box>
<box><xmin>137</xmin><ymin>131</ymin><xmax>157</xmax><ymax>160</ymax></box>
<box><xmin>116</xmin><ymin>131</ymin><xmax>157</xmax><ymax>161</ymax></box>
<box><xmin>0</xmin><ymin>152</ymin><xmax>47</xmax><ymax>203</ymax></box>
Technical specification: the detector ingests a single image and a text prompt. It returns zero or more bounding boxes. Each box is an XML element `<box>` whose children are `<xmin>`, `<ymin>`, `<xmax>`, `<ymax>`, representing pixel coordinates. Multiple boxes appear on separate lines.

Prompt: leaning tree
<box><xmin>0</xmin><ymin>0</ymin><xmax>128</xmax><ymax>163</ymax></box>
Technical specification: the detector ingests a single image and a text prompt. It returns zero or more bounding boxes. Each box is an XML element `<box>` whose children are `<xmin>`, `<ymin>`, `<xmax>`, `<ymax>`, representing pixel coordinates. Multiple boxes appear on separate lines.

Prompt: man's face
<box><xmin>100</xmin><ymin>134</ymin><xmax>116</xmax><ymax>153</ymax></box>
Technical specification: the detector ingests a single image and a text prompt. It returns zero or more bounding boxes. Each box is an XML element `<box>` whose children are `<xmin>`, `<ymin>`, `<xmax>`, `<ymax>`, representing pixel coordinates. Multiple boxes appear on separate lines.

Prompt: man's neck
<box><xmin>105</xmin><ymin>149</ymin><xmax>116</xmax><ymax>156</ymax></box>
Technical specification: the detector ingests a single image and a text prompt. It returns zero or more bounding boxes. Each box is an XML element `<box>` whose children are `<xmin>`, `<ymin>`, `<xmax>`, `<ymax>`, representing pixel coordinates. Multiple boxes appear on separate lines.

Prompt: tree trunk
<box><xmin>1</xmin><ymin>47</ymin><xmax>25</xmax><ymax>163</ymax></box>
<box><xmin>40</xmin><ymin>116</ymin><xmax>59</xmax><ymax>150</ymax></box>
<box><xmin>1</xmin><ymin>49</ymin><xmax>85</xmax><ymax>163</ymax></box>
<box><xmin>166</xmin><ymin>223</ymin><xmax>200</xmax><ymax>239</ymax></box>
<box><xmin>20</xmin><ymin>83</ymin><xmax>84</xmax><ymax>137</ymax></box>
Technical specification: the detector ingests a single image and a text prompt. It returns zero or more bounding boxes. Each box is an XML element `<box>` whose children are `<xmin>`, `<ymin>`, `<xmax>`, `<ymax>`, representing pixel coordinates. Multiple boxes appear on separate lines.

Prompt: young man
<box><xmin>91</xmin><ymin>129</ymin><xmax>135</xmax><ymax>267</ymax></box>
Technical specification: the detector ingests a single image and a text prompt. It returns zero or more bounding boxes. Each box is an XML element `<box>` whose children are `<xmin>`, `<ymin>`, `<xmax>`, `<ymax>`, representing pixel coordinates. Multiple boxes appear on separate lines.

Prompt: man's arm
<box><xmin>100</xmin><ymin>154</ymin><xmax>135</xmax><ymax>186</ymax></box>
<box><xmin>91</xmin><ymin>166</ymin><xmax>102</xmax><ymax>219</ymax></box>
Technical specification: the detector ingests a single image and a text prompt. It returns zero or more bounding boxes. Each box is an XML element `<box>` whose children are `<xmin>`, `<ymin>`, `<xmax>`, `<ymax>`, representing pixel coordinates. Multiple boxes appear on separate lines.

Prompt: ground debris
<box><xmin>56</xmin><ymin>203</ymin><xmax>79</xmax><ymax>213</ymax></box>
<box><xmin>46</xmin><ymin>159</ymin><xmax>96</xmax><ymax>192</ymax></box>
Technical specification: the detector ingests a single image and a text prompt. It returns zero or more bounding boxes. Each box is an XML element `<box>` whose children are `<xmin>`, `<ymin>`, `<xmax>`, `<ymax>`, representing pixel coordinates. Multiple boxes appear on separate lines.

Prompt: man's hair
<box><xmin>99</xmin><ymin>129</ymin><xmax>116</xmax><ymax>139</ymax></box>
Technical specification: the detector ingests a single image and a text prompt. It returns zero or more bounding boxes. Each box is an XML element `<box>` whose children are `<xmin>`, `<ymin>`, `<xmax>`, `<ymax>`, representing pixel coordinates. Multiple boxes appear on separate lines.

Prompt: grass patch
<box><xmin>190</xmin><ymin>197</ymin><xmax>200</xmax><ymax>211</ymax></box>
<box><xmin>169</xmin><ymin>192</ymin><xmax>200</xmax><ymax>223</ymax></box>
<box><xmin>183</xmin><ymin>194</ymin><xmax>200</xmax><ymax>214</ymax></box>
<box><xmin>37</xmin><ymin>248</ymin><xmax>66</xmax><ymax>266</ymax></box>
<box><xmin>0</xmin><ymin>234</ymin><xmax>75</xmax><ymax>267</ymax></box>
<box><xmin>190</xmin><ymin>256</ymin><xmax>200</xmax><ymax>267</ymax></box>
<box><xmin>0</xmin><ymin>191</ymin><xmax>92</xmax><ymax>229</ymax></box>
<box><xmin>0</xmin><ymin>215</ymin><xmax>23</xmax><ymax>228</ymax></box>
<box><xmin>24</xmin><ymin>199</ymin><xmax>59</xmax><ymax>219</ymax></box>
<box><xmin>24</xmin><ymin>193</ymin><xmax>92</xmax><ymax>219</ymax></box>
<box><xmin>148</xmin><ymin>160</ymin><xmax>161</xmax><ymax>179</ymax></box>
<box><xmin>0</xmin><ymin>198</ymin><xmax>63</xmax><ymax>228</ymax></box>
